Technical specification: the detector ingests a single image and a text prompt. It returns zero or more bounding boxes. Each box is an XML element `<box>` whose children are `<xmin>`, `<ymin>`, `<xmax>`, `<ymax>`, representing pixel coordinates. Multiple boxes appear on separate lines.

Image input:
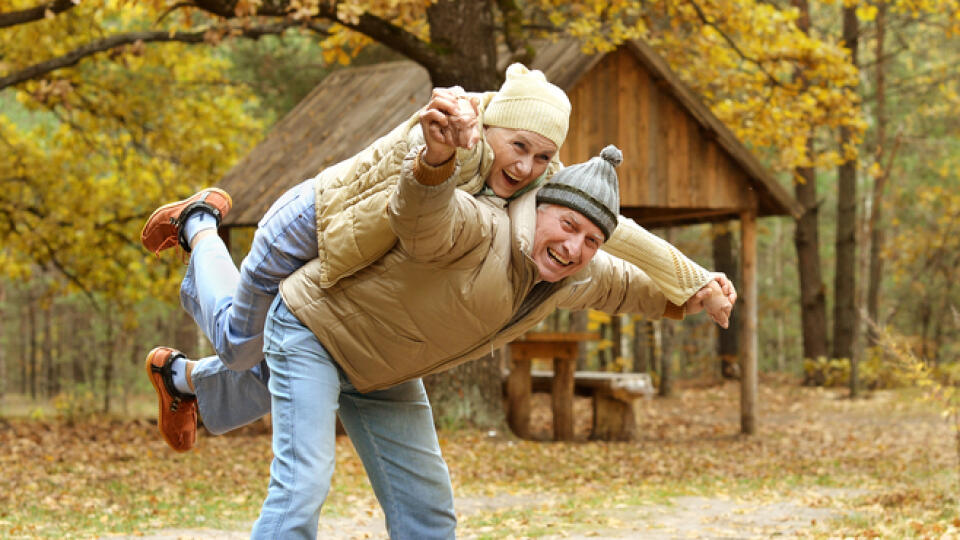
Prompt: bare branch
<box><xmin>0</xmin><ymin>21</ymin><xmax>313</xmax><ymax>90</ymax></box>
<box><xmin>0</xmin><ymin>0</ymin><xmax>77</xmax><ymax>30</ymax></box>
<box><xmin>191</xmin><ymin>0</ymin><xmax>439</xmax><ymax>68</ymax></box>
<box><xmin>338</xmin><ymin>12</ymin><xmax>441</xmax><ymax>71</ymax></box>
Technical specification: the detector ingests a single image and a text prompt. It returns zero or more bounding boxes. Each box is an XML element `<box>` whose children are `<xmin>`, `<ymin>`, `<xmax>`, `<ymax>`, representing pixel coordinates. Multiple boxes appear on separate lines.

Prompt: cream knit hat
<box><xmin>484</xmin><ymin>63</ymin><xmax>571</xmax><ymax>149</ymax></box>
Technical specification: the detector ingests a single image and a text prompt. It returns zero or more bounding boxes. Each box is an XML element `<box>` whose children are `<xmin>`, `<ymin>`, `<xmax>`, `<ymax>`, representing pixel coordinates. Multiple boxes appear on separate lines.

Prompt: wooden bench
<box><xmin>531</xmin><ymin>370</ymin><xmax>654</xmax><ymax>441</ymax></box>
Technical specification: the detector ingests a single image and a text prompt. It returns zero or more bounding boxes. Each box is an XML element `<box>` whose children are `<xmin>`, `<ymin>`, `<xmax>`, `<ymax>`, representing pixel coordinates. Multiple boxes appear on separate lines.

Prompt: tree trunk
<box><xmin>28</xmin><ymin>297</ymin><xmax>37</xmax><ymax>400</ymax></box>
<box><xmin>19</xmin><ymin>301</ymin><xmax>27</xmax><ymax>395</ymax></box>
<box><xmin>72</xmin><ymin>305</ymin><xmax>86</xmax><ymax>384</ymax></box>
<box><xmin>42</xmin><ymin>301</ymin><xmax>54</xmax><ymax>398</ymax></box>
<box><xmin>867</xmin><ymin>2</ymin><xmax>889</xmax><ymax>347</ymax></box>
<box><xmin>632</xmin><ymin>319</ymin><xmax>647</xmax><ymax>373</ymax></box>
<box><xmin>836</xmin><ymin>4</ymin><xmax>859</xmax><ymax>396</ymax></box>
<box><xmin>611</xmin><ymin>315</ymin><xmax>623</xmax><ymax>371</ymax></box>
<box><xmin>102</xmin><ymin>312</ymin><xmax>114</xmax><ymax>414</ymax></box>
<box><xmin>423</xmin><ymin>351</ymin><xmax>507</xmax><ymax>430</ymax></box>
<box><xmin>773</xmin><ymin>219</ymin><xmax>787</xmax><ymax>371</ymax></box>
<box><xmin>571</xmin><ymin>310</ymin><xmax>589</xmax><ymax>370</ymax></box>
<box><xmin>712</xmin><ymin>222</ymin><xmax>741</xmax><ymax>379</ymax></box>
<box><xmin>0</xmin><ymin>284</ymin><xmax>6</xmax><ymax>409</ymax></box>
<box><xmin>598</xmin><ymin>322</ymin><xmax>611</xmax><ymax>370</ymax></box>
<box><xmin>658</xmin><ymin>319</ymin><xmax>674</xmax><ymax>397</ymax></box>
<box><xmin>795</xmin><ymin>161</ymin><xmax>830</xmax><ymax>365</ymax></box>
<box><xmin>792</xmin><ymin>0</ymin><xmax>830</xmax><ymax>368</ymax></box>
<box><xmin>425</xmin><ymin>0</ymin><xmax>499</xmax><ymax>90</ymax></box>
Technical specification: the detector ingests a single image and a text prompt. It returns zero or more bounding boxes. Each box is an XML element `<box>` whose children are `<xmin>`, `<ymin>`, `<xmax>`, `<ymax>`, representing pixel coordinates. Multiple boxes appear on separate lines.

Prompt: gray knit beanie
<box><xmin>536</xmin><ymin>145</ymin><xmax>622</xmax><ymax>240</ymax></box>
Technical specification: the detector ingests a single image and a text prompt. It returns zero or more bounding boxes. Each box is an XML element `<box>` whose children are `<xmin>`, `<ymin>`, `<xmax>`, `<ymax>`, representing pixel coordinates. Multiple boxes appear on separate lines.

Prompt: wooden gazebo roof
<box><xmin>219</xmin><ymin>39</ymin><xmax>801</xmax><ymax>227</ymax></box>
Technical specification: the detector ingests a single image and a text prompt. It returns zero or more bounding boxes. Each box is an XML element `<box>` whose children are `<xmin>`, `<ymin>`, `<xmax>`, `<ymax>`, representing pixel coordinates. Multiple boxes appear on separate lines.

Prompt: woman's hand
<box><xmin>419</xmin><ymin>86</ymin><xmax>480</xmax><ymax>166</ymax></box>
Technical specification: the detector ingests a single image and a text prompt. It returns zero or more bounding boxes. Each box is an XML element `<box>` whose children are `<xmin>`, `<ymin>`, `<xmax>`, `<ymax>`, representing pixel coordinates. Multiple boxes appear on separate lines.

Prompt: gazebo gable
<box><xmin>534</xmin><ymin>40</ymin><xmax>799</xmax><ymax>228</ymax></box>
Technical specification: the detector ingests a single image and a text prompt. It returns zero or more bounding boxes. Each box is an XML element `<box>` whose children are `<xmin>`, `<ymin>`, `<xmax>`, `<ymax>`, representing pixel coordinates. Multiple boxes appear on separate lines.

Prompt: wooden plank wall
<box><xmin>559</xmin><ymin>47</ymin><xmax>753</xmax><ymax>215</ymax></box>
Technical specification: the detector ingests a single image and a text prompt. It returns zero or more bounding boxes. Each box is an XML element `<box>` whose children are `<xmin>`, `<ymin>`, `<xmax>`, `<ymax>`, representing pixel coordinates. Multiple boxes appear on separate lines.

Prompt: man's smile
<box><xmin>547</xmin><ymin>247</ymin><xmax>571</xmax><ymax>266</ymax></box>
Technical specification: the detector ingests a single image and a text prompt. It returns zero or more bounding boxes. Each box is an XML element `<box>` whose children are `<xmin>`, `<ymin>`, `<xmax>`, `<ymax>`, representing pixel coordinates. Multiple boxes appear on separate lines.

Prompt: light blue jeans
<box><xmin>180</xmin><ymin>178</ymin><xmax>316</xmax><ymax>433</ymax></box>
<box><xmin>251</xmin><ymin>296</ymin><xmax>456</xmax><ymax>539</ymax></box>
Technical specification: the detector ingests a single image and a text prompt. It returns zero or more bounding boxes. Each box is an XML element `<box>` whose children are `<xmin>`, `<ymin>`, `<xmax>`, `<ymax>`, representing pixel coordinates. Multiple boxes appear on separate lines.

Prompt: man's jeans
<box><xmin>251</xmin><ymin>296</ymin><xmax>457</xmax><ymax>540</ymax></box>
<box><xmin>179</xmin><ymin>178</ymin><xmax>316</xmax><ymax>433</ymax></box>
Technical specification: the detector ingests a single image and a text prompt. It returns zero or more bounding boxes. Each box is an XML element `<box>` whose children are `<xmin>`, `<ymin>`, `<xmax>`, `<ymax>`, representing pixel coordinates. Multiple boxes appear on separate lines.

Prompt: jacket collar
<box><xmin>508</xmin><ymin>186</ymin><xmax>539</xmax><ymax>256</ymax></box>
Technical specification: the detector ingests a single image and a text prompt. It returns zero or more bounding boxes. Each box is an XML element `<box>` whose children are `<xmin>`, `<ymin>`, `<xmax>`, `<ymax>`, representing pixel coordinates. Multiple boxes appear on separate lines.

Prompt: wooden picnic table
<box><xmin>506</xmin><ymin>332</ymin><xmax>655</xmax><ymax>441</ymax></box>
<box><xmin>506</xmin><ymin>332</ymin><xmax>598</xmax><ymax>441</ymax></box>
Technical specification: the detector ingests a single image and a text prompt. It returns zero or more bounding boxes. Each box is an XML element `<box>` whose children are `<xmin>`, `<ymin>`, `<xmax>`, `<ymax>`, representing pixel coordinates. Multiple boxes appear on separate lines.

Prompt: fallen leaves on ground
<box><xmin>0</xmin><ymin>376</ymin><xmax>957</xmax><ymax>538</ymax></box>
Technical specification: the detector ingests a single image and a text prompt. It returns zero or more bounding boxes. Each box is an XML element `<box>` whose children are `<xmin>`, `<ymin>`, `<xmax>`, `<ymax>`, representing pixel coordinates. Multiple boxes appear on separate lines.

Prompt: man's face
<box><xmin>483</xmin><ymin>127</ymin><xmax>557</xmax><ymax>198</ymax></box>
<box><xmin>531</xmin><ymin>204</ymin><xmax>604</xmax><ymax>282</ymax></box>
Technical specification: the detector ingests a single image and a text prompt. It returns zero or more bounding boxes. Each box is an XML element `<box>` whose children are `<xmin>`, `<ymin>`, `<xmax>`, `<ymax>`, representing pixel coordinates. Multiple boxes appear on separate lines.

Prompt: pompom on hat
<box><xmin>536</xmin><ymin>145</ymin><xmax>622</xmax><ymax>240</ymax></box>
<box><xmin>484</xmin><ymin>63</ymin><xmax>571</xmax><ymax>150</ymax></box>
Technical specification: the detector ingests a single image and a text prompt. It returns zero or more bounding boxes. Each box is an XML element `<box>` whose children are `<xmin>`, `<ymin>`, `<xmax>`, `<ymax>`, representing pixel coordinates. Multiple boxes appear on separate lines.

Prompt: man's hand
<box><xmin>688</xmin><ymin>278</ymin><xmax>734</xmax><ymax>329</ymax></box>
<box><xmin>419</xmin><ymin>86</ymin><xmax>480</xmax><ymax>166</ymax></box>
<box><xmin>709</xmin><ymin>272</ymin><xmax>738</xmax><ymax>308</ymax></box>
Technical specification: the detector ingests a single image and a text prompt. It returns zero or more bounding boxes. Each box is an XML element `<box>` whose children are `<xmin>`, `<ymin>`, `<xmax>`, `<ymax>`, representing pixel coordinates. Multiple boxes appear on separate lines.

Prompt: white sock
<box><xmin>182</xmin><ymin>210</ymin><xmax>218</xmax><ymax>247</ymax></box>
<box><xmin>169</xmin><ymin>357</ymin><xmax>194</xmax><ymax>395</ymax></box>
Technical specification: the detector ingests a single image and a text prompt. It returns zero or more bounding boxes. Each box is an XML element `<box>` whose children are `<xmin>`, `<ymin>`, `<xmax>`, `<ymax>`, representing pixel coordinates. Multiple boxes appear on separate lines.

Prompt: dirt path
<box><xmin>103</xmin><ymin>487</ymin><xmax>858</xmax><ymax>539</ymax></box>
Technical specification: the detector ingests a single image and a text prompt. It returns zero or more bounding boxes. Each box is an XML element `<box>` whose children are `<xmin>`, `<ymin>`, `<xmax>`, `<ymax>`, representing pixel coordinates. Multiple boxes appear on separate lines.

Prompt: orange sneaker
<box><xmin>140</xmin><ymin>188</ymin><xmax>232</xmax><ymax>255</ymax></box>
<box><xmin>145</xmin><ymin>347</ymin><xmax>198</xmax><ymax>452</ymax></box>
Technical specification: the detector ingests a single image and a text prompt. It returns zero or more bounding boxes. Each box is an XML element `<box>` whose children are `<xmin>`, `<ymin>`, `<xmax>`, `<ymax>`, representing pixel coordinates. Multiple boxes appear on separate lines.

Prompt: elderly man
<box><xmin>247</xmin><ymin>137</ymin><xmax>730</xmax><ymax>538</ymax></box>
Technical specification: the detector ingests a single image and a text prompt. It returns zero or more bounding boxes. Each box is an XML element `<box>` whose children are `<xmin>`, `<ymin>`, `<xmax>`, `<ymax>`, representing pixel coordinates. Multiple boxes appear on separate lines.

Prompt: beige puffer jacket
<box><xmin>309</xmin><ymin>94</ymin><xmax>710</xmax><ymax>307</ymax></box>
<box><xmin>281</xmin><ymin>150</ymin><xmax>672</xmax><ymax>393</ymax></box>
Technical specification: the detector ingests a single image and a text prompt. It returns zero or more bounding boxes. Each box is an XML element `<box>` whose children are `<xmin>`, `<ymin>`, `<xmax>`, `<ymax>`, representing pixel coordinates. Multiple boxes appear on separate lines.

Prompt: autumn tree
<box><xmin>860</xmin><ymin>0</ymin><xmax>960</xmax><ymax>362</ymax></box>
<box><xmin>835</xmin><ymin>1</ymin><xmax>860</xmax><ymax>397</ymax></box>
<box><xmin>2</xmin><ymin>0</ymin><xmax>866</xmax><ymax>420</ymax></box>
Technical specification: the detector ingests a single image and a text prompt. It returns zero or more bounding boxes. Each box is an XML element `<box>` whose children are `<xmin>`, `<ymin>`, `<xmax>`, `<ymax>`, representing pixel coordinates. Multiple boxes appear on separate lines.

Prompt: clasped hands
<box><xmin>685</xmin><ymin>273</ymin><xmax>737</xmax><ymax>329</ymax></box>
<box><xmin>419</xmin><ymin>86</ymin><xmax>480</xmax><ymax>166</ymax></box>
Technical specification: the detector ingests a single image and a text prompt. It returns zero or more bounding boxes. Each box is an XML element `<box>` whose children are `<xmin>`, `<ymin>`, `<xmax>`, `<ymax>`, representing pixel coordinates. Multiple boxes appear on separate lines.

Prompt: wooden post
<box><xmin>506</xmin><ymin>358</ymin><xmax>531</xmax><ymax>439</ymax></box>
<box><xmin>552</xmin><ymin>356</ymin><xmax>575</xmax><ymax>441</ymax></box>
<box><xmin>740</xmin><ymin>211</ymin><xmax>758</xmax><ymax>435</ymax></box>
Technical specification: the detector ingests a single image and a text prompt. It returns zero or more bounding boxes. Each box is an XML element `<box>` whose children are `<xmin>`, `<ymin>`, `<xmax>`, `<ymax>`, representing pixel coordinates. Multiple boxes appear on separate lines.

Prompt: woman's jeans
<box><xmin>250</xmin><ymin>297</ymin><xmax>456</xmax><ymax>539</ymax></box>
<box><xmin>179</xmin><ymin>178</ymin><xmax>316</xmax><ymax>433</ymax></box>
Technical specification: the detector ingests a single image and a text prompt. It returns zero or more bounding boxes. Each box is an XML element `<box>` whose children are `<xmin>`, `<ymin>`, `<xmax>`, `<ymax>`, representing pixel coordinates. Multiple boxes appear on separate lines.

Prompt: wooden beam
<box><xmin>621</xmin><ymin>206</ymin><xmax>743</xmax><ymax>227</ymax></box>
<box><xmin>739</xmin><ymin>210</ymin><xmax>758</xmax><ymax>435</ymax></box>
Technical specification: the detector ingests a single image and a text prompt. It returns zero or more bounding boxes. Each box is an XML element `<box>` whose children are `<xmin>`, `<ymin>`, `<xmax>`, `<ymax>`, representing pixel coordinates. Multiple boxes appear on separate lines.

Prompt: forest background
<box><xmin>1</xmin><ymin>0</ymin><xmax>959</xmax><ymax>537</ymax></box>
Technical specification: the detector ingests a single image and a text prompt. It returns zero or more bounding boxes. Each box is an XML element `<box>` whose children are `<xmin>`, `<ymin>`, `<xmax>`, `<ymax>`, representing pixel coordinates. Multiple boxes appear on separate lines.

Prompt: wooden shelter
<box><xmin>218</xmin><ymin>39</ymin><xmax>802</xmax><ymax>435</ymax></box>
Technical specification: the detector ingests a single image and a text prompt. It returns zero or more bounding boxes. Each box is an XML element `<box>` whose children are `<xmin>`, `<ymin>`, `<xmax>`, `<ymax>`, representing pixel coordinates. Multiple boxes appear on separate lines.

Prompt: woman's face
<box><xmin>483</xmin><ymin>127</ymin><xmax>557</xmax><ymax>198</ymax></box>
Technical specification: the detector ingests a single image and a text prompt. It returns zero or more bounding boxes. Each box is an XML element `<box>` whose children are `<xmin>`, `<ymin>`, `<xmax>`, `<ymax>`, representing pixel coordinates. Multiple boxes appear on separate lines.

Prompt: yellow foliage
<box><xmin>0</xmin><ymin>2</ymin><xmax>263</xmax><ymax>309</ymax></box>
<box><xmin>856</xmin><ymin>4</ymin><xmax>879</xmax><ymax>21</ymax></box>
<box><xmin>10</xmin><ymin>0</ymin><xmax>948</xmax><ymax>315</ymax></box>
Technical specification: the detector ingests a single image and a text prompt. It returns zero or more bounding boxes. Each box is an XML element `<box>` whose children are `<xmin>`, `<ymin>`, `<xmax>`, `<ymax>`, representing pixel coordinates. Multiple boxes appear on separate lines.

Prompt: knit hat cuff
<box><xmin>537</xmin><ymin>183</ymin><xmax>619</xmax><ymax>240</ymax></box>
<box><xmin>483</xmin><ymin>98</ymin><xmax>569</xmax><ymax>149</ymax></box>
